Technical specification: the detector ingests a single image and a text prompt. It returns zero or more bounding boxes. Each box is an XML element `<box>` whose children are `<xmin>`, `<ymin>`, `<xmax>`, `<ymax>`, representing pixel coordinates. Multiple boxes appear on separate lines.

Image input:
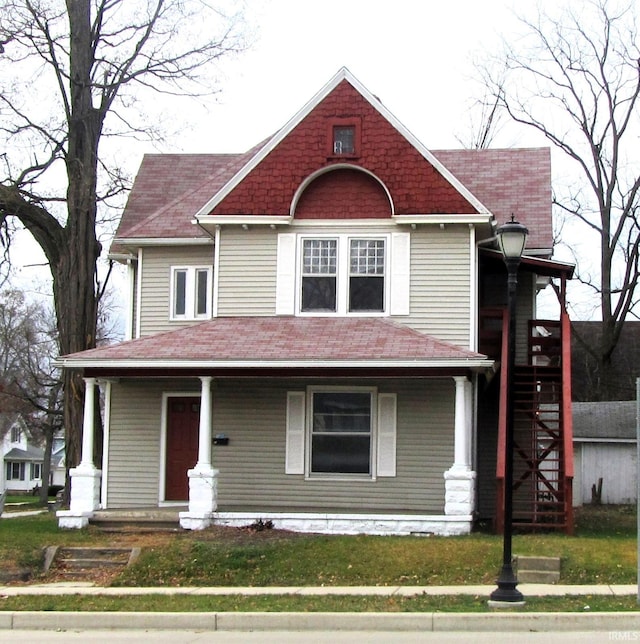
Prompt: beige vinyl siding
<box><xmin>105</xmin><ymin>378</ymin><xmax>455</xmax><ymax>514</ymax></box>
<box><xmin>217</xmin><ymin>227</ymin><xmax>278</xmax><ymax>316</ymax></box>
<box><xmin>396</xmin><ymin>225</ymin><xmax>471</xmax><ymax>346</ymax></box>
<box><xmin>138</xmin><ymin>245</ymin><xmax>215</xmax><ymax>336</ymax></box>
<box><xmin>107</xmin><ymin>381</ymin><xmax>175</xmax><ymax>507</ymax></box>
<box><xmin>211</xmin><ymin>378</ymin><xmax>454</xmax><ymax>514</ymax></box>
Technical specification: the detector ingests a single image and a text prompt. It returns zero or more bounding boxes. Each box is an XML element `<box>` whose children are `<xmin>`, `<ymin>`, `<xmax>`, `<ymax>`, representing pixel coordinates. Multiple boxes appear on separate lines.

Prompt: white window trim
<box><xmin>276</xmin><ymin>232</ymin><xmax>410</xmax><ymax>317</ymax></box>
<box><xmin>31</xmin><ymin>462</ymin><xmax>42</xmax><ymax>481</ymax></box>
<box><xmin>306</xmin><ymin>385</ymin><xmax>378</xmax><ymax>481</ymax></box>
<box><xmin>169</xmin><ymin>265</ymin><xmax>213</xmax><ymax>321</ymax></box>
<box><xmin>297</xmin><ymin>234</ymin><xmax>390</xmax><ymax>317</ymax></box>
<box><xmin>7</xmin><ymin>461</ymin><xmax>25</xmax><ymax>481</ymax></box>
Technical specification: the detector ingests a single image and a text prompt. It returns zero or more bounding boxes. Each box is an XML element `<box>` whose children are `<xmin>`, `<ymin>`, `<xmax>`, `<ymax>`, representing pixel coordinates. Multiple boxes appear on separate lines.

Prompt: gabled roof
<box><xmin>57</xmin><ymin>316</ymin><xmax>491</xmax><ymax>372</ymax></box>
<box><xmin>110</xmin><ymin>69</ymin><xmax>554</xmax><ymax>255</ymax></box>
<box><xmin>195</xmin><ymin>68</ymin><xmax>489</xmax><ymax>219</ymax></box>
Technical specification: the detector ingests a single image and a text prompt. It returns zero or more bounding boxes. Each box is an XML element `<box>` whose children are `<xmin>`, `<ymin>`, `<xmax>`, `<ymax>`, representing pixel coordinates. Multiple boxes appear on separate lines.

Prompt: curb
<box><xmin>1</xmin><ymin>611</ymin><xmax>640</xmax><ymax>632</ymax></box>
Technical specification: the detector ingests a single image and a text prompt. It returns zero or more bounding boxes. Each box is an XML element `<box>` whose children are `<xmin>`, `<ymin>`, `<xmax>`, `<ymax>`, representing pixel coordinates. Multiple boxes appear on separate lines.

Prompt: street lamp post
<box><xmin>490</xmin><ymin>216</ymin><xmax>528</xmax><ymax>605</ymax></box>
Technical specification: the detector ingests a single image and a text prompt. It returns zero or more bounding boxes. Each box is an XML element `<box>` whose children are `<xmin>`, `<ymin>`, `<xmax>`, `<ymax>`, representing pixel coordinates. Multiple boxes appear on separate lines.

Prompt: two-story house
<box><xmin>56</xmin><ymin>68</ymin><xmax>575</xmax><ymax>535</ymax></box>
<box><xmin>1</xmin><ymin>415</ymin><xmax>44</xmax><ymax>495</ymax></box>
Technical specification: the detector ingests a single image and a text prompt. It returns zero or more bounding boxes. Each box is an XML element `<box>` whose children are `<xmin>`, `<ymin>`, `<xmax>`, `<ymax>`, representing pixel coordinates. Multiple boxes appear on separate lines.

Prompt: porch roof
<box><xmin>4</xmin><ymin>446</ymin><xmax>44</xmax><ymax>462</ymax></box>
<box><xmin>56</xmin><ymin>316</ymin><xmax>492</xmax><ymax>374</ymax></box>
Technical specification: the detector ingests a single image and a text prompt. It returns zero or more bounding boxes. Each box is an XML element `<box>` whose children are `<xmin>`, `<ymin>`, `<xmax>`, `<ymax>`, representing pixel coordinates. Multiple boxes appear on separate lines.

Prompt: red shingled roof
<box><xmin>111</xmin><ymin>147</ymin><xmax>552</xmax><ymax>253</ymax></box>
<box><xmin>59</xmin><ymin>317</ymin><xmax>488</xmax><ymax>367</ymax></box>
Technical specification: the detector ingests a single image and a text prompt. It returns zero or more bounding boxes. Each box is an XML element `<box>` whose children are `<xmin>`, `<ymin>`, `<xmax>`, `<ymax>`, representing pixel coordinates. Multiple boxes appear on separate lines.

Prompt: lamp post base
<box><xmin>489</xmin><ymin>564</ymin><xmax>525</xmax><ymax>605</ymax></box>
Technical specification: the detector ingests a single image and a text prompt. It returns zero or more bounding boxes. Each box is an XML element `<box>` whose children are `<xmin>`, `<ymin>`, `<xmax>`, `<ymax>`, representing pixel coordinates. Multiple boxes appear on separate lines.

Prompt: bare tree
<box><xmin>0</xmin><ymin>1</ymin><xmax>248</xmax><ymax>478</ymax></box>
<box><xmin>0</xmin><ymin>289</ymin><xmax>62</xmax><ymax>504</ymax></box>
<box><xmin>455</xmin><ymin>91</ymin><xmax>507</xmax><ymax>150</ymax></box>
<box><xmin>477</xmin><ymin>0</ymin><xmax>640</xmax><ymax>400</ymax></box>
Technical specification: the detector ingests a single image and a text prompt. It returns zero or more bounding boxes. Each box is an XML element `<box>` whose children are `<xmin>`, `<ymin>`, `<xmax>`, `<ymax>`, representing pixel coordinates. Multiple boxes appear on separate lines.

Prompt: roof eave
<box><xmin>55</xmin><ymin>357</ymin><xmax>494</xmax><ymax>371</ymax></box>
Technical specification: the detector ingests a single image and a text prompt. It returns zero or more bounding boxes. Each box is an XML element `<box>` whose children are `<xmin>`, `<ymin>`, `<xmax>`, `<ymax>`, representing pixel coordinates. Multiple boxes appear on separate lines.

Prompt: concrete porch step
<box><xmin>89</xmin><ymin>509</ymin><xmax>182</xmax><ymax>533</ymax></box>
<box><xmin>515</xmin><ymin>555</ymin><xmax>561</xmax><ymax>583</ymax></box>
<box><xmin>44</xmin><ymin>546</ymin><xmax>141</xmax><ymax>580</ymax></box>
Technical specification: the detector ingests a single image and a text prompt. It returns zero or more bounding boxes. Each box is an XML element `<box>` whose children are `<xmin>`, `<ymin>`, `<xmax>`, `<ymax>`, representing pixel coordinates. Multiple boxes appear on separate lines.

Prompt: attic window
<box><xmin>327</xmin><ymin>118</ymin><xmax>361</xmax><ymax>157</ymax></box>
<box><xmin>333</xmin><ymin>126</ymin><xmax>355</xmax><ymax>155</ymax></box>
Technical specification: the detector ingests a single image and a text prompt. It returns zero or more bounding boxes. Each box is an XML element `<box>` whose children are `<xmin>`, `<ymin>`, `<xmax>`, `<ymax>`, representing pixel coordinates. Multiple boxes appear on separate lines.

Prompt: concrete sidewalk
<box><xmin>0</xmin><ymin>583</ymin><xmax>638</xmax><ymax>633</ymax></box>
<box><xmin>0</xmin><ymin>582</ymin><xmax>636</xmax><ymax>596</ymax></box>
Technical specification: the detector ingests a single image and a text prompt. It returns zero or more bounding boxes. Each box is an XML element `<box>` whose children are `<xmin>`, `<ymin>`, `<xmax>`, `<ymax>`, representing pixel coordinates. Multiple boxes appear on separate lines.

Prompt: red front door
<box><xmin>165</xmin><ymin>397</ymin><xmax>200</xmax><ymax>501</ymax></box>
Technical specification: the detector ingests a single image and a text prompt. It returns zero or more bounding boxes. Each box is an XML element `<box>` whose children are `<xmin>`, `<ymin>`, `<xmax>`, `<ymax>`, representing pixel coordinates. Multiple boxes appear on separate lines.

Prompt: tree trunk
<box><xmin>56</xmin><ymin>0</ymin><xmax>103</xmax><ymax>477</ymax></box>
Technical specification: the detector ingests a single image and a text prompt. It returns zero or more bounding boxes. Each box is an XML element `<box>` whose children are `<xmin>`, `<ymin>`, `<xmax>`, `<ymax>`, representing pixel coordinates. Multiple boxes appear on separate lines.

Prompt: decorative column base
<box><xmin>179</xmin><ymin>466</ymin><xmax>218</xmax><ymax>530</ymax></box>
<box><xmin>444</xmin><ymin>467</ymin><xmax>476</xmax><ymax>516</ymax></box>
<box><xmin>57</xmin><ymin>465</ymin><xmax>102</xmax><ymax>529</ymax></box>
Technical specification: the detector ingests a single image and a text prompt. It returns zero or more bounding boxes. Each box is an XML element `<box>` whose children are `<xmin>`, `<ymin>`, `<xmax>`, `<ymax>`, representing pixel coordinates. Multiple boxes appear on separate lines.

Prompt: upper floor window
<box><xmin>171</xmin><ymin>266</ymin><xmax>212</xmax><ymax>320</ymax></box>
<box><xmin>349</xmin><ymin>239</ymin><xmax>385</xmax><ymax>312</ymax></box>
<box><xmin>301</xmin><ymin>239</ymin><xmax>337</xmax><ymax>312</ymax></box>
<box><xmin>300</xmin><ymin>236</ymin><xmax>386</xmax><ymax>314</ymax></box>
<box><xmin>275</xmin><ymin>232</ymin><xmax>410</xmax><ymax>318</ymax></box>
<box><xmin>10</xmin><ymin>425</ymin><xmax>20</xmax><ymax>443</ymax></box>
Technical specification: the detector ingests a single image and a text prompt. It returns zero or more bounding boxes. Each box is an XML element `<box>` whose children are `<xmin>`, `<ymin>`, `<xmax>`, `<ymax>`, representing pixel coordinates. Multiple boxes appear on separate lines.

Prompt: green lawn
<box><xmin>0</xmin><ymin>594</ymin><xmax>638</xmax><ymax>613</ymax></box>
<box><xmin>0</xmin><ymin>505</ymin><xmax>637</xmax><ymax>613</ymax></box>
<box><xmin>0</xmin><ymin>504</ymin><xmax>636</xmax><ymax>587</ymax></box>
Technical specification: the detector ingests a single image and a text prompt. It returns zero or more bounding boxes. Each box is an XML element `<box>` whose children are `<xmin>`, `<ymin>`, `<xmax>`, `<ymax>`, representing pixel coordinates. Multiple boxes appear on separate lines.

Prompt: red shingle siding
<box><xmin>211</xmin><ymin>81</ymin><xmax>476</xmax><ymax>217</ymax></box>
<box><xmin>295</xmin><ymin>168</ymin><xmax>392</xmax><ymax>218</ymax></box>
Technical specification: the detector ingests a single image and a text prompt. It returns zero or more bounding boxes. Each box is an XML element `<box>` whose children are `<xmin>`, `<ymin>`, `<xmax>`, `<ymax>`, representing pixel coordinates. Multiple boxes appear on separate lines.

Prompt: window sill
<box><xmin>305</xmin><ymin>474</ymin><xmax>376</xmax><ymax>482</ymax></box>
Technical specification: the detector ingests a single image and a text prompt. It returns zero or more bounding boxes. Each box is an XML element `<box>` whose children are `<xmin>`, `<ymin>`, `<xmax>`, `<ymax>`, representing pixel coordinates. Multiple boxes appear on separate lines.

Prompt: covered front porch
<box><xmin>55</xmin><ymin>317</ymin><xmax>493</xmax><ymax>535</ymax></box>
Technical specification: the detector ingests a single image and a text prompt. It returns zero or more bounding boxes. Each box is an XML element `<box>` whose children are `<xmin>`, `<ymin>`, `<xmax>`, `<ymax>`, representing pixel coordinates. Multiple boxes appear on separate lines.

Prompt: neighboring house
<box><xmin>56</xmin><ymin>68</ymin><xmax>575</xmax><ymax>535</ymax></box>
<box><xmin>572</xmin><ymin>401</ymin><xmax>637</xmax><ymax>506</ymax></box>
<box><xmin>0</xmin><ymin>415</ymin><xmax>44</xmax><ymax>494</ymax></box>
<box><xmin>50</xmin><ymin>435</ymin><xmax>66</xmax><ymax>488</ymax></box>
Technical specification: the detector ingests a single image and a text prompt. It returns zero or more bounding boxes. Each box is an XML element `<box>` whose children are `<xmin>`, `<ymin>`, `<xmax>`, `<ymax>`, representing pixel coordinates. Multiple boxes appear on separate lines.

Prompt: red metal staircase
<box><xmin>495</xmin><ymin>314</ymin><xmax>573</xmax><ymax>533</ymax></box>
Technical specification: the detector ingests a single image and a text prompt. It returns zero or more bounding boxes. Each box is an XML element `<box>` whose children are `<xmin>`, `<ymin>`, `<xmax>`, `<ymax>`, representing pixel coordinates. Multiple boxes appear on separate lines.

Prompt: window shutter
<box><xmin>276</xmin><ymin>233</ymin><xmax>296</xmax><ymax>315</ymax></box>
<box><xmin>285</xmin><ymin>391</ymin><xmax>306</xmax><ymax>474</ymax></box>
<box><xmin>377</xmin><ymin>393</ymin><xmax>397</xmax><ymax>477</ymax></box>
<box><xmin>390</xmin><ymin>232</ymin><xmax>410</xmax><ymax>315</ymax></box>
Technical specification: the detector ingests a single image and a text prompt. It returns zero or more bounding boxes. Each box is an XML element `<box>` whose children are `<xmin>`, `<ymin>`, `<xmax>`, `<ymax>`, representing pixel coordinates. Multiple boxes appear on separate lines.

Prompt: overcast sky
<box><xmin>14</xmin><ymin>0</ymin><xmax>582</xmax><ymax>317</ymax></box>
<box><xmin>172</xmin><ymin>0</ymin><xmax>543</xmax><ymax>155</ymax></box>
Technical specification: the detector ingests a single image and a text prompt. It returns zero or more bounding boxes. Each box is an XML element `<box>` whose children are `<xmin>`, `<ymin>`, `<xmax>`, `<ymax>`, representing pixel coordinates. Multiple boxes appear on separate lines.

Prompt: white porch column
<box><xmin>180</xmin><ymin>376</ymin><xmax>219</xmax><ymax>530</ymax></box>
<box><xmin>444</xmin><ymin>376</ymin><xmax>476</xmax><ymax>524</ymax></box>
<box><xmin>58</xmin><ymin>377</ymin><xmax>102</xmax><ymax>529</ymax></box>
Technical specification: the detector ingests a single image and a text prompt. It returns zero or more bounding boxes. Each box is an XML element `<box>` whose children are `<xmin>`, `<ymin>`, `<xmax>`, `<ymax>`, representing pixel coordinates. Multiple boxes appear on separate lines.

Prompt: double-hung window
<box><xmin>6</xmin><ymin>462</ymin><xmax>25</xmax><ymax>481</ymax></box>
<box><xmin>349</xmin><ymin>239</ymin><xmax>385</xmax><ymax>312</ymax></box>
<box><xmin>301</xmin><ymin>239</ymin><xmax>337</xmax><ymax>312</ymax></box>
<box><xmin>171</xmin><ymin>266</ymin><xmax>212</xmax><ymax>320</ymax></box>
<box><xmin>285</xmin><ymin>387</ymin><xmax>397</xmax><ymax>480</ymax></box>
<box><xmin>311</xmin><ymin>390</ymin><xmax>372</xmax><ymax>475</ymax></box>
<box><xmin>299</xmin><ymin>236</ymin><xmax>387</xmax><ymax>314</ymax></box>
<box><xmin>31</xmin><ymin>462</ymin><xmax>42</xmax><ymax>480</ymax></box>
<box><xmin>275</xmin><ymin>232</ymin><xmax>410</xmax><ymax>317</ymax></box>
